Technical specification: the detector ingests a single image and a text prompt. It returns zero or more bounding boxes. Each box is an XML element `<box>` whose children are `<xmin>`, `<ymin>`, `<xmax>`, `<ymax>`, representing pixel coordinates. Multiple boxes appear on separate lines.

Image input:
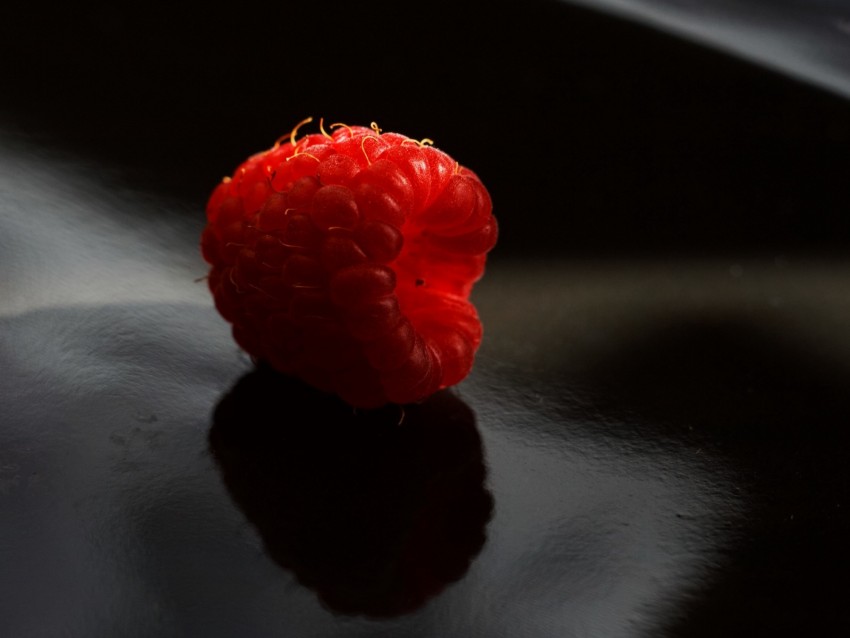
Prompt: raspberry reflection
<box><xmin>208</xmin><ymin>365</ymin><xmax>494</xmax><ymax>617</ymax></box>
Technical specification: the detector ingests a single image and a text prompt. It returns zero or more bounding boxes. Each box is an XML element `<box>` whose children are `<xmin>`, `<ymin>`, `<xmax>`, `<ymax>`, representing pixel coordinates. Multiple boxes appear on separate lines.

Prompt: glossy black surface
<box><xmin>3</xmin><ymin>1</ymin><xmax>850</xmax><ymax>635</ymax></box>
<box><xmin>4</xmin><ymin>138</ymin><xmax>850</xmax><ymax>635</ymax></box>
<box><xmin>571</xmin><ymin>0</ymin><xmax>850</xmax><ymax>98</ymax></box>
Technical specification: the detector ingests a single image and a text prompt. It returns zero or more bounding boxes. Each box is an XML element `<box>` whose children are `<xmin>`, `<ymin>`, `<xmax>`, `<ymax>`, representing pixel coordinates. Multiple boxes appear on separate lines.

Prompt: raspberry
<box><xmin>201</xmin><ymin>119</ymin><xmax>497</xmax><ymax>408</ymax></box>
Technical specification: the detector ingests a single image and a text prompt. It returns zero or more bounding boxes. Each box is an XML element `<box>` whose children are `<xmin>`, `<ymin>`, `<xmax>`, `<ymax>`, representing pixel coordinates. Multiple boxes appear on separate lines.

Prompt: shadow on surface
<box><xmin>576</xmin><ymin>317</ymin><xmax>850</xmax><ymax>636</ymax></box>
<box><xmin>208</xmin><ymin>365</ymin><xmax>494</xmax><ymax>618</ymax></box>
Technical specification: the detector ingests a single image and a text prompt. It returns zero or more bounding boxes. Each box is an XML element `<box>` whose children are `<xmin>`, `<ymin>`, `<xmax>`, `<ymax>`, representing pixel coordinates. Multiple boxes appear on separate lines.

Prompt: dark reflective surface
<box><xmin>4</xmin><ymin>0</ymin><xmax>850</xmax><ymax>634</ymax></box>
<box><xmin>2</xmin><ymin>140</ymin><xmax>850</xmax><ymax>635</ymax></box>
<box><xmin>578</xmin><ymin>318</ymin><xmax>850</xmax><ymax>636</ymax></box>
<box><xmin>568</xmin><ymin>0</ymin><xmax>850</xmax><ymax>98</ymax></box>
<box><xmin>209</xmin><ymin>367</ymin><xmax>493</xmax><ymax>618</ymax></box>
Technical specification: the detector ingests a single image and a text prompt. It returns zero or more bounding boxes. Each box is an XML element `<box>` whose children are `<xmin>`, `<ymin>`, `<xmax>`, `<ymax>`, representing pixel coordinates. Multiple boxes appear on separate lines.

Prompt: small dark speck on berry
<box><xmin>415</xmin><ymin>279</ymin><xmax>425</xmax><ymax>287</ymax></box>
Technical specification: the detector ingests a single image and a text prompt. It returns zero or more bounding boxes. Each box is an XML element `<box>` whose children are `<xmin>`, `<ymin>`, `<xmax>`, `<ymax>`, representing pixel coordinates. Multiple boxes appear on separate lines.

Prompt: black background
<box><xmin>4</xmin><ymin>0</ymin><xmax>850</xmax><ymax>258</ymax></box>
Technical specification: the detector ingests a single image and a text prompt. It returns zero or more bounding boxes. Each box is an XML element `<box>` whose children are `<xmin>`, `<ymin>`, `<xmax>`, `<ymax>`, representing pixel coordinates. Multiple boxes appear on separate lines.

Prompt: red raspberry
<box><xmin>201</xmin><ymin>119</ymin><xmax>497</xmax><ymax>408</ymax></box>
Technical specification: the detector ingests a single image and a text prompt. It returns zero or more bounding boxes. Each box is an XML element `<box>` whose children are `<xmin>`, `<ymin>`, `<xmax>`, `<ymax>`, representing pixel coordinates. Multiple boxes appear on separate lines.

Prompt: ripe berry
<box><xmin>202</xmin><ymin>119</ymin><xmax>497</xmax><ymax>408</ymax></box>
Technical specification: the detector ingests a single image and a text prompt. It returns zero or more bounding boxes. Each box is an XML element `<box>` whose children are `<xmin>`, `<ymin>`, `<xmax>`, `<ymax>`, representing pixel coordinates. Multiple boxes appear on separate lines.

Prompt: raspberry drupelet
<box><xmin>201</xmin><ymin>119</ymin><xmax>497</xmax><ymax>408</ymax></box>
